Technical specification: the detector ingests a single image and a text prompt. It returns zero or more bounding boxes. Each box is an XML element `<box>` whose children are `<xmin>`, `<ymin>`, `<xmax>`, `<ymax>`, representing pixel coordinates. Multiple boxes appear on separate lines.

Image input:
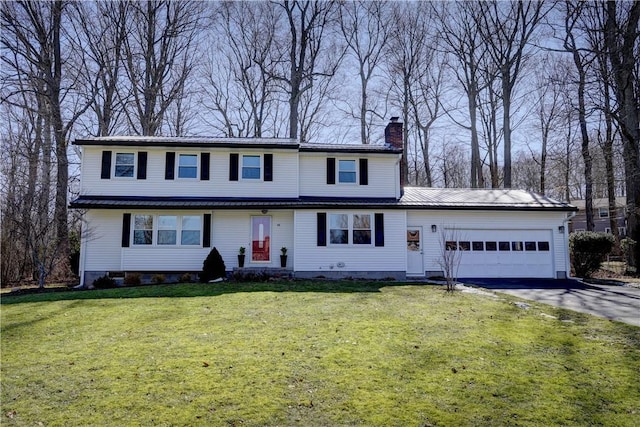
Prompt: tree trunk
<box><xmin>502</xmin><ymin>68</ymin><xmax>512</xmax><ymax>188</ymax></box>
<box><xmin>604</xmin><ymin>1</ymin><xmax>640</xmax><ymax>266</ymax></box>
<box><xmin>51</xmin><ymin>0</ymin><xmax>71</xmax><ymax>278</ymax></box>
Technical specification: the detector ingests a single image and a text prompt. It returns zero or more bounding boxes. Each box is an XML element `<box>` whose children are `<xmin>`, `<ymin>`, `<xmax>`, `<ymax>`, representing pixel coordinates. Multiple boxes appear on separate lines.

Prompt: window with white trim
<box><xmin>329</xmin><ymin>214</ymin><xmax>349</xmax><ymax>244</ymax></box>
<box><xmin>115</xmin><ymin>153</ymin><xmax>135</xmax><ymax>177</ymax></box>
<box><xmin>338</xmin><ymin>160</ymin><xmax>356</xmax><ymax>183</ymax></box>
<box><xmin>158</xmin><ymin>215</ymin><xmax>177</xmax><ymax>245</ymax></box>
<box><xmin>329</xmin><ymin>213</ymin><xmax>372</xmax><ymax>245</ymax></box>
<box><xmin>352</xmin><ymin>214</ymin><xmax>371</xmax><ymax>244</ymax></box>
<box><xmin>181</xmin><ymin>215</ymin><xmax>201</xmax><ymax>245</ymax></box>
<box><xmin>178</xmin><ymin>154</ymin><xmax>198</xmax><ymax>178</ymax></box>
<box><xmin>242</xmin><ymin>155</ymin><xmax>261</xmax><ymax>179</ymax></box>
<box><xmin>598</xmin><ymin>207</ymin><xmax>609</xmax><ymax>218</ymax></box>
<box><xmin>132</xmin><ymin>214</ymin><xmax>202</xmax><ymax>246</ymax></box>
<box><xmin>133</xmin><ymin>214</ymin><xmax>153</xmax><ymax>245</ymax></box>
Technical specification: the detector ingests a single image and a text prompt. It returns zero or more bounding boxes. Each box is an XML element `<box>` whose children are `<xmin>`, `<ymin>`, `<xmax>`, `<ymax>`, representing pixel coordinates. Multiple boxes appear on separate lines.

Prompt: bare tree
<box><xmin>604</xmin><ymin>0</ymin><xmax>640</xmax><ymax>266</ymax></box>
<box><xmin>271</xmin><ymin>0</ymin><xmax>343</xmax><ymax>140</ymax></box>
<box><xmin>437</xmin><ymin>229</ymin><xmax>465</xmax><ymax>292</ymax></box>
<box><xmin>2</xmin><ymin>0</ymin><xmax>94</xmax><ymax>279</ymax></box>
<box><xmin>386</xmin><ymin>2</ymin><xmax>431</xmax><ymax>185</ymax></box>
<box><xmin>564</xmin><ymin>0</ymin><xmax>595</xmax><ymax>230</ymax></box>
<box><xmin>339</xmin><ymin>1</ymin><xmax>389</xmax><ymax>144</ymax></box>
<box><xmin>70</xmin><ymin>1</ymin><xmax>130</xmax><ymax>136</ymax></box>
<box><xmin>533</xmin><ymin>56</ymin><xmax>564</xmax><ymax>195</ymax></box>
<box><xmin>435</xmin><ymin>1</ymin><xmax>487</xmax><ymax>188</ymax></box>
<box><xmin>200</xmin><ymin>1</ymin><xmax>281</xmax><ymax>138</ymax></box>
<box><xmin>123</xmin><ymin>0</ymin><xmax>203</xmax><ymax>136</ymax></box>
<box><xmin>476</xmin><ymin>0</ymin><xmax>548</xmax><ymax>188</ymax></box>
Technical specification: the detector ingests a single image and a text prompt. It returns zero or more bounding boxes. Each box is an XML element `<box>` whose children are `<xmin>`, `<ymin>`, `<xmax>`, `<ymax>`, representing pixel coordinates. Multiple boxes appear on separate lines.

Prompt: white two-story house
<box><xmin>71</xmin><ymin>120</ymin><xmax>577</xmax><ymax>286</ymax></box>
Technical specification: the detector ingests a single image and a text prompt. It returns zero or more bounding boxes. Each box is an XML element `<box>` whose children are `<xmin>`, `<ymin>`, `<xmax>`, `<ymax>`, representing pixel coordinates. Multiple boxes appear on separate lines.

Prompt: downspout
<box><xmin>75</xmin><ymin>213</ymin><xmax>87</xmax><ymax>289</ymax></box>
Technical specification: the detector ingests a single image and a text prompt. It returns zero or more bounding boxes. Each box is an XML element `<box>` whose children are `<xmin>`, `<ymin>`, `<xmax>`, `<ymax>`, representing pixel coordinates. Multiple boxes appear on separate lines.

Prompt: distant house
<box><xmin>569</xmin><ymin>197</ymin><xmax>626</xmax><ymax>237</ymax></box>
<box><xmin>70</xmin><ymin>120</ymin><xmax>577</xmax><ymax>285</ymax></box>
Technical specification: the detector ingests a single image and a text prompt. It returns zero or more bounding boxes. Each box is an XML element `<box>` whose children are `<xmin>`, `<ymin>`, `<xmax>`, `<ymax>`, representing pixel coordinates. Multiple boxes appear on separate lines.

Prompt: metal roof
<box><xmin>400</xmin><ymin>187</ymin><xmax>577</xmax><ymax>211</ymax></box>
<box><xmin>73</xmin><ymin>136</ymin><xmax>299</xmax><ymax>149</ymax></box>
<box><xmin>70</xmin><ymin>196</ymin><xmax>399</xmax><ymax>210</ymax></box>
<box><xmin>72</xmin><ymin>136</ymin><xmax>402</xmax><ymax>154</ymax></box>
<box><xmin>70</xmin><ymin>188</ymin><xmax>576</xmax><ymax>212</ymax></box>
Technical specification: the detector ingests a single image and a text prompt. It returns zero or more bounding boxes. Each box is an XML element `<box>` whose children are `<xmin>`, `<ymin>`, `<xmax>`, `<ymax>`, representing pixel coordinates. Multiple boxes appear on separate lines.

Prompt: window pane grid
<box><xmin>338</xmin><ymin>160</ymin><xmax>356</xmax><ymax>183</ymax></box>
<box><xmin>115</xmin><ymin>153</ymin><xmax>134</xmax><ymax>177</ymax></box>
<box><xmin>131</xmin><ymin>214</ymin><xmax>203</xmax><ymax>247</ymax></box>
<box><xmin>242</xmin><ymin>155</ymin><xmax>261</xmax><ymax>179</ymax></box>
<box><xmin>178</xmin><ymin>154</ymin><xmax>197</xmax><ymax>178</ymax></box>
<box><xmin>353</xmin><ymin>214</ymin><xmax>371</xmax><ymax>244</ymax></box>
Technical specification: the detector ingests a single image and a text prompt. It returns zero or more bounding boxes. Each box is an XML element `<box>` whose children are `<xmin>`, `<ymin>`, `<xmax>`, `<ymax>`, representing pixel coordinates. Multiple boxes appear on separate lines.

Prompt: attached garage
<box><xmin>403</xmin><ymin>187</ymin><xmax>576</xmax><ymax>279</ymax></box>
<box><xmin>446</xmin><ymin>228</ymin><xmax>555</xmax><ymax>278</ymax></box>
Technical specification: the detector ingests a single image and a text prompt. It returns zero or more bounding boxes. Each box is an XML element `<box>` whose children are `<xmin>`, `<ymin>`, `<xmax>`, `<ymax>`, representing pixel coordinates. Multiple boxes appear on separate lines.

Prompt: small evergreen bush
<box><xmin>93</xmin><ymin>275</ymin><xmax>116</xmax><ymax>289</ymax></box>
<box><xmin>200</xmin><ymin>247</ymin><xmax>226</xmax><ymax>282</ymax></box>
<box><xmin>570</xmin><ymin>231</ymin><xmax>616</xmax><ymax>278</ymax></box>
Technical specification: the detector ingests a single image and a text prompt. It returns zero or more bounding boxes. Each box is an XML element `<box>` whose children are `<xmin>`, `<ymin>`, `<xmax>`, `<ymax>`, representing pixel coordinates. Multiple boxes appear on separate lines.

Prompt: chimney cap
<box><xmin>390</xmin><ymin>116</ymin><xmax>399</xmax><ymax>122</ymax></box>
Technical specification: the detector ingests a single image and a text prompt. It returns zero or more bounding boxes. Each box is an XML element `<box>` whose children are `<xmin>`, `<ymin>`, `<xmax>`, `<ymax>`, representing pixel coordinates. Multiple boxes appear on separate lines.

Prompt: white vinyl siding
<box><xmin>294</xmin><ymin>210</ymin><xmax>405</xmax><ymax>273</ymax></box>
<box><xmin>299</xmin><ymin>153</ymin><xmax>400</xmax><ymax>198</ymax></box>
<box><xmin>83</xmin><ymin>210</ymin><xmax>124</xmax><ymax>271</ymax></box>
<box><xmin>80</xmin><ymin>147</ymin><xmax>298</xmax><ymax>198</ymax></box>
<box><xmin>407</xmin><ymin>210</ymin><xmax>569</xmax><ymax>279</ymax></box>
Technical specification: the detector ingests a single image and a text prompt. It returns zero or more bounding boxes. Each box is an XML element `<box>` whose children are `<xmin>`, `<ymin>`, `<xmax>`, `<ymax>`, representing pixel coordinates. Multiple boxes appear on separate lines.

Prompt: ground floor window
<box><xmin>132</xmin><ymin>214</ymin><xmax>202</xmax><ymax>246</ymax></box>
<box><xmin>329</xmin><ymin>213</ymin><xmax>371</xmax><ymax>245</ymax></box>
<box><xmin>133</xmin><ymin>214</ymin><xmax>153</xmax><ymax>245</ymax></box>
<box><xmin>251</xmin><ymin>216</ymin><xmax>271</xmax><ymax>261</ymax></box>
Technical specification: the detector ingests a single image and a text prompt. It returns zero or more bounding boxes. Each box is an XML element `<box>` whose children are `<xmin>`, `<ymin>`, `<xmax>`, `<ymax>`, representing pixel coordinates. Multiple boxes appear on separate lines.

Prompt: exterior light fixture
<box><xmin>431</xmin><ymin>224</ymin><xmax>437</xmax><ymax>233</ymax></box>
<box><xmin>558</xmin><ymin>225</ymin><xmax>565</xmax><ymax>234</ymax></box>
<box><xmin>261</xmin><ymin>209</ymin><xmax>268</xmax><ymax>214</ymax></box>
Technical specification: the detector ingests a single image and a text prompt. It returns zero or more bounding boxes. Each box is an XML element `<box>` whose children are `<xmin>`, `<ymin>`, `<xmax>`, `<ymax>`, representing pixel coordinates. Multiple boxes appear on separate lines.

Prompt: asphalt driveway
<box><xmin>460</xmin><ymin>278</ymin><xmax>640</xmax><ymax>327</ymax></box>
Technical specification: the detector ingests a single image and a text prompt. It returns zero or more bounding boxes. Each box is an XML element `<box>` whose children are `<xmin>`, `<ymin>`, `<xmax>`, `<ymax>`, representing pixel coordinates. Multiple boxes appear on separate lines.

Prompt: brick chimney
<box><xmin>384</xmin><ymin>116</ymin><xmax>403</xmax><ymax>149</ymax></box>
<box><xmin>384</xmin><ymin>117</ymin><xmax>405</xmax><ymax>195</ymax></box>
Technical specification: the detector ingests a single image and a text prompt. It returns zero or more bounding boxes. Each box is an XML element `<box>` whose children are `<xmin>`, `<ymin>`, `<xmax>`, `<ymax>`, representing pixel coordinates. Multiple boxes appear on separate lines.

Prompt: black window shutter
<box><xmin>137</xmin><ymin>152</ymin><xmax>147</xmax><ymax>179</ymax></box>
<box><xmin>359</xmin><ymin>158</ymin><xmax>368</xmax><ymax>185</ymax></box>
<box><xmin>101</xmin><ymin>151</ymin><xmax>112</xmax><ymax>179</ymax></box>
<box><xmin>264</xmin><ymin>153</ymin><xmax>273</xmax><ymax>181</ymax></box>
<box><xmin>122</xmin><ymin>213</ymin><xmax>131</xmax><ymax>247</ymax></box>
<box><xmin>326</xmin><ymin>158</ymin><xmax>335</xmax><ymax>184</ymax></box>
<box><xmin>203</xmin><ymin>214</ymin><xmax>211</xmax><ymax>247</ymax></box>
<box><xmin>375</xmin><ymin>213</ymin><xmax>384</xmax><ymax>247</ymax></box>
<box><xmin>229</xmin><ymin>153</ymin><xmax>239</xmax><ymax>181</ymax></box>
<box><xmin>165</xmin><ymin>152</ymin><xmax>175</xmax><ymax>180</ymax></box>
<box><xmin>317</xmin><ymin>213</ymin><xmax>327</xmax><ymax>246</ymax></box>
<box><xmin>201</xmin><ymin>153</ymin><xmax>210</xmax><ymax>180</ymax></box>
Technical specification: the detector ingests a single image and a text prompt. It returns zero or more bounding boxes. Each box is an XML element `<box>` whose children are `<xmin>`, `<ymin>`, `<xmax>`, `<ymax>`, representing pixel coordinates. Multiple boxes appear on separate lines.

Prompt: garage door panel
<box><xmin>450</xmin><ymin>229</ymin><xmax>554</xmax><ymax>278</ymax></box>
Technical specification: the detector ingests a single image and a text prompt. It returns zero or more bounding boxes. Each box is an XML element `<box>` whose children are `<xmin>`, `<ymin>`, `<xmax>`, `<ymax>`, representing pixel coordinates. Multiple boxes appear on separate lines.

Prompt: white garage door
<box><xmin>448</xmin><ymin>229</ymin><xmax>554</xmax><ymax>278</ymax></box>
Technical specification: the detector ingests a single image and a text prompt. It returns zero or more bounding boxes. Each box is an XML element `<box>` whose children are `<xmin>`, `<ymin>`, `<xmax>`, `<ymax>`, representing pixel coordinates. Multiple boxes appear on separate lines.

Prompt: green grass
<box><xmin>2</xmin><ymin>281</ymin><xmax>639</xmax><ymax>426</ymax></box>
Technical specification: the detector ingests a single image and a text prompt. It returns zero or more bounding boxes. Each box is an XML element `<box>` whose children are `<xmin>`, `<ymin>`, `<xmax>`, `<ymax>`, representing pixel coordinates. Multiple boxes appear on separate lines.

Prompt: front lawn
<box><xmin>2</xmin><ymin>281</ymin><xmax>639</xmax><ymax>426</ymax></box>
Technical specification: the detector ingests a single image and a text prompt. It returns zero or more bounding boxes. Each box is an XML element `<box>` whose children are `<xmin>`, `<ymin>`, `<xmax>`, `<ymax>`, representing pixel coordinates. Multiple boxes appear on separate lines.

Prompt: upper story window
<box><xmin>327</xmin><ymin>158</ymin><xmax>368</xmax><ymax>185</ymax></box>
<box><xmin>338</xmin><ymin>160</ymin><xmax>357</xmax><ymax>183</ymax></box>
<box><xmin>598</xmin><ymin>207</ymin><xmax>609</xmax><ymax>218</ymax></box>
<box><xmin>178</xmin><ymin>154</ymin><xmax>198</xmax><ymax>178</ymax></box>
<box><xmin>242</xmin><ymin>155</ymin><xmax>261</xmax><ymax>179</ymax></box>
<box><xmin>115</xmin><ymin>153</ymin><xmax>135</xmax><ymax>177</ymax></box>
